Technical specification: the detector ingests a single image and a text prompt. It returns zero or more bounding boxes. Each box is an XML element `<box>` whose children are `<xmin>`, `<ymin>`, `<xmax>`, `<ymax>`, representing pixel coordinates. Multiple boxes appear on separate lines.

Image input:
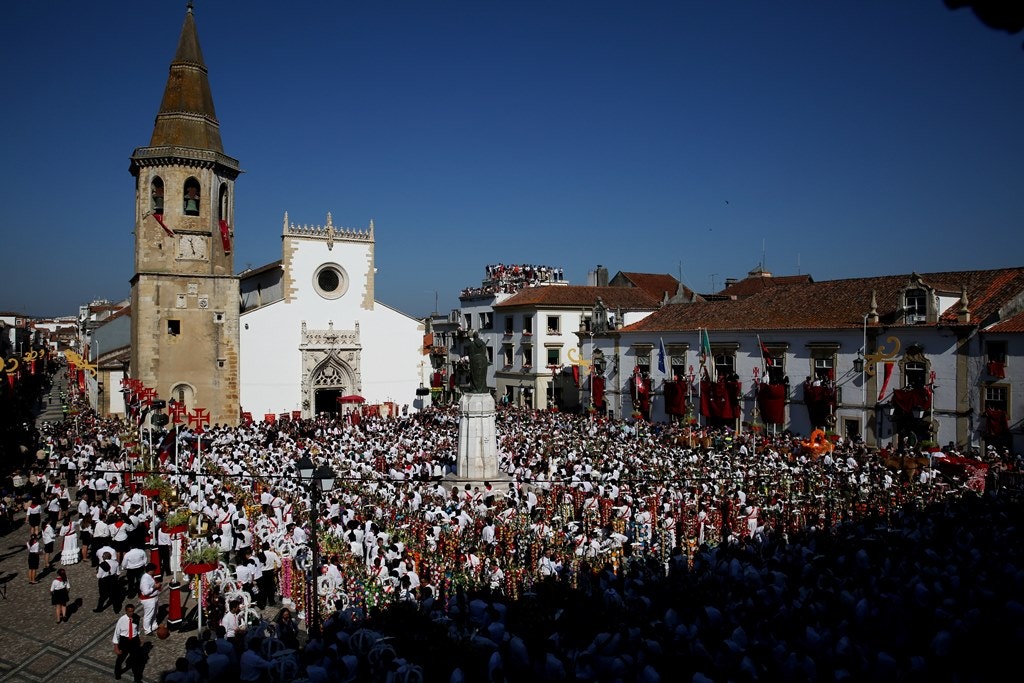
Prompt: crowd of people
<box><xmin>462</xmin><ymin>263</ymin><xmax>565</xmax><ymax>298</ymax></box>
<box><xmin>3</xmin><ymin>397</ymin><xmax>1021</xmax><ymax>681</ymax></box>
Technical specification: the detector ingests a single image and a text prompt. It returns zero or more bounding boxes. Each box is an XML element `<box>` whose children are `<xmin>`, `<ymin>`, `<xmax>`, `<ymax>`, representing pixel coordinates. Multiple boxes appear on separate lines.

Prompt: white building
<box><xmin>604</xmin><ymin>267</ymin><xmax>1024</xmax><ymax>453</ymax></box>
<box><xmin>238</xmin><ymin>213</ymin><xmax>427</xmax><ymax>420</ymax></box>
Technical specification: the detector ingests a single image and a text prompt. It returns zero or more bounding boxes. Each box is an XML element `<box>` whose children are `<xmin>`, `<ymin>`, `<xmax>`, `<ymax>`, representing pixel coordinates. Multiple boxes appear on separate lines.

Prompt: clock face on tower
<box><xmin>176</xmin><ymin>234</ymin><xmax>209</xmax><ymax>261</ymax></box>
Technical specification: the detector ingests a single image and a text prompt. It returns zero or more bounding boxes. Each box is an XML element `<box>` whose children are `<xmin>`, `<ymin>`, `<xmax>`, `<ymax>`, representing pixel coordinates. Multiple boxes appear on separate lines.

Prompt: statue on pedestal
<box><xmin>466</xmin><ymin>330</ymin><xmax>489</xmax><ymax>394</ymax></box>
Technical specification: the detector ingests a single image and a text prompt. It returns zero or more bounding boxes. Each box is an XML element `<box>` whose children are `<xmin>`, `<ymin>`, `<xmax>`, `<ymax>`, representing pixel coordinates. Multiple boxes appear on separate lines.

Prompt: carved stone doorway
<box><xmin>300</xmin><ymin>321</ymin><xmax>362</xmax><ymax>419</ymax></box>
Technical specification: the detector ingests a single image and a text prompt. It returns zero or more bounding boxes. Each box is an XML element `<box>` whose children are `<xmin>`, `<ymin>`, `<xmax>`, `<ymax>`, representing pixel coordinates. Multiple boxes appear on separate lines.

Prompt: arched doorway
<box><xmin>315</xmin><ymin>389</ymin><xmax>342</xmax><ymax>417</ymax></box>
<box><xmin>309</xmin><ymin>354</ymin><xmax>354</xmax><ymax>419</ymax></box>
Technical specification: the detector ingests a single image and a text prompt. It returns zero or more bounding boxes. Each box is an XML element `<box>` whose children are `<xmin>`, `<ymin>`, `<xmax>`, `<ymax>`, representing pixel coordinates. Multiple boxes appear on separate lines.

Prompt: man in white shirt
<box><xmin>137</xmin><ymin>564</ymin><xmax>161</xmax><ymax>635</ymax></box>
<box><xmin>112</xmin><ymin>604</ymin><xmax>141</xmax><ymax>681</ymax></box>
<box><xmin>94</xmin><ymin>549</ymin><xmax>121</xmax><ymax>613</ymax></box>
<box><xmin>221</xmin><ymin>599</ymin><xmax>243</xmax><ymax>639</ymax></box>
<box><xmin>122</xmin><ymin>546</ymin><xmax>148</xmax><ymax>598</ymax></box>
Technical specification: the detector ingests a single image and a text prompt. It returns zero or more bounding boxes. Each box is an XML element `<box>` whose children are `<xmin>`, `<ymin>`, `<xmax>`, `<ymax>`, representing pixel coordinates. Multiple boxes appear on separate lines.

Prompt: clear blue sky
<box><xmin>2</xmin><ymin>1</ymin><xmax>1022</xmax><ymax>318</ymax></box>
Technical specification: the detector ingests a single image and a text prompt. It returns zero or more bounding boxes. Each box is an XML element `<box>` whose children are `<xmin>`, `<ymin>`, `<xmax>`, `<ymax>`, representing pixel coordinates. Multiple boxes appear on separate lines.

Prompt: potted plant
<box><xmin>182</xmin><ymin>543</ymin><xmax>220</xmax><ymax>575</ymax></box>
<box><xmin>162</xmin><ymin>509</ymin><xmax>190</xmax><ymax>535</ymax></box>
<box><xmin>142</xmin><ymin>474</ymin><xmax>171</xmax><ymax>499</ymax></box>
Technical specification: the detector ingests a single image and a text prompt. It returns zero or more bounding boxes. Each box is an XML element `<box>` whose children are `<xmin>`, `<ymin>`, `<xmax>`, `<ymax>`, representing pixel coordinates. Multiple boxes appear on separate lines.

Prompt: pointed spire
<box><xmin>149</xmin><ymin>5</ymin><xmax>224</xmax><ymax>152</ymax></box>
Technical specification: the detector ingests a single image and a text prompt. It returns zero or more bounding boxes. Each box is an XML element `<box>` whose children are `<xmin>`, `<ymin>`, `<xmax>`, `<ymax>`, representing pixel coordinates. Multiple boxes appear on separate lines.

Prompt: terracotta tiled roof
<box><xmin>718</xmin><ymin>273</ymin><xmax>813</xmax><ymax>298</ymax></box>
<box><xmin>616</xmin><ymin>272</ymin><xmax>679</xmax><ymax>300</ymax></box>
<box><xmin>493</xmin><ymin>285</ymin><xmax>660</xmax><ymax>310</ymax></box>
<box><xmin>986</xmin><ymin>309</ymin><xmax>1024</xmax><ymax>333</ymax></box>
<box><xmin>620</xmin><ymin>267</ymin><xmax>1024</xmax><ymax>333</ymax></box>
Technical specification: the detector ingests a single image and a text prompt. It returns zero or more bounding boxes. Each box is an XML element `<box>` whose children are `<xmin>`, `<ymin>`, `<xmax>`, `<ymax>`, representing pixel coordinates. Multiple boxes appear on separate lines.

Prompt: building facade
<box><xmin>128</xmin><ymin>7</ymin><xmax>241</xmax><ymax>425</ymax></box>
<box><xmin>238</xmin><ymin>214</ymin><xmax>427</xmax><ymax>420</ymax></box>
<box><xmin>601</xmin><ymin>268</ymin><xmax>1024</xmax><ymax>453</ymax></box>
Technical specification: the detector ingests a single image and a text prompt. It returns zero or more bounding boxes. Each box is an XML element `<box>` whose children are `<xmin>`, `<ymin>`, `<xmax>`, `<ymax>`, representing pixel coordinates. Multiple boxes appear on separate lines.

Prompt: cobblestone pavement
<box><xmin>0</xmin><ymin>376</ymin><xmax>188</xmax><ymax>682</ymax></box>
<box><xmin>0</xmin><ymin>514</ymin><xmax>196</xmax><ymax>682</ymax></box>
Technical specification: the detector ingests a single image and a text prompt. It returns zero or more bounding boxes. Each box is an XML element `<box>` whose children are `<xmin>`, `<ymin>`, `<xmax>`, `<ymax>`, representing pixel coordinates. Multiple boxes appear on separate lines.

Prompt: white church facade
<box><xmin>238</xmin><ymin>213</ymin><xmax>427</xmax><ymax>421</ymax></box>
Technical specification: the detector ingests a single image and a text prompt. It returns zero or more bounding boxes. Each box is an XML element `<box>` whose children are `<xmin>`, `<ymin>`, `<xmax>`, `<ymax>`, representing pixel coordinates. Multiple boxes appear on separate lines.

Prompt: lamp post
<box><xmin>854</xmin><ymin>313</ymin><xmax>869</xmax><ymax>442</ymax></box>
<box><xmin>297</xmin><ymin>455</ymin><xmax>336</xmax><ymax>635</ymax></box>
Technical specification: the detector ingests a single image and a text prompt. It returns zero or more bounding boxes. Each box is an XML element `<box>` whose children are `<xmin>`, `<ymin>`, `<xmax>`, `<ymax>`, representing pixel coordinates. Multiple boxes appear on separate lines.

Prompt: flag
<box><xmin>699</xmin><ymin>328</ymin><xmax>711</xmax><ymax>364</ymax></box>
<box><xmin>219</xmin><ymin>219</ymin><xmax>232</xmax><ymax>254</ymax></box>
<box><xmin>758</xmin><ymin>336</ymin><xmax>775</xmax><ymax>368</ymax></box>
<box><xmin>877</xmin><ymin>361</ymin><xmax>895</xmax><ymax>401</ymax></box>
<box><xmin>657</xmin><ymin>338</ymin><xmax>667</xmax><ymax>374</ymax></box>
<box><xmin>152</xmin><ymin>213</ymin><xmax>176</xmax><ymax>237</ymax></box>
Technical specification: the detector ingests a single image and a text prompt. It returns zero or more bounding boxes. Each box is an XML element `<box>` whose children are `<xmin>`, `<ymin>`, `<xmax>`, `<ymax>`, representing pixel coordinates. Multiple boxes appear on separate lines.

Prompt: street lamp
<box><xmin>296</xmin><ymin>455</ymin><xmax>337</xmax><ymax>635</ymax></box>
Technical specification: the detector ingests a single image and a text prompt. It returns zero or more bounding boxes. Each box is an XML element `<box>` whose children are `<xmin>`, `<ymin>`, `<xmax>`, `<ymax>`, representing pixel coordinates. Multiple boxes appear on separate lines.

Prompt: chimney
<box><xmin>957</xmin><ymin>286</ymin><xmax>970</xmax><ymax>324</ymax></box>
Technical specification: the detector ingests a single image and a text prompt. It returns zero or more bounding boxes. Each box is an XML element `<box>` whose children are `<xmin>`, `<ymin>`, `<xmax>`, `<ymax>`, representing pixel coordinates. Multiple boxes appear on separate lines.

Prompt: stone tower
<box><xmin>129</xmin><ymin>4</ymin><xmax>240</xmax><ymax>426</ymax></box>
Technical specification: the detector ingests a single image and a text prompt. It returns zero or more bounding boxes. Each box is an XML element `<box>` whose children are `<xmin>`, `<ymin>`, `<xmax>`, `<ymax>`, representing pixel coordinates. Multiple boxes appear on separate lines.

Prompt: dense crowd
<box><xmin>3</xmin><ymin>400</ymin><xmax>1021</xmax><ymax>681</ymax></box>
<box><xmin>461</xmin><ymin>263</ymin><xmax>565</xmax><ymax>297</ymax></box>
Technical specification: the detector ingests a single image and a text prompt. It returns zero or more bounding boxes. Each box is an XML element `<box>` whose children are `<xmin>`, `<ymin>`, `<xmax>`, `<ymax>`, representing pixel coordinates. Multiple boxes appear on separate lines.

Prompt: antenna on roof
<box><xmin>761</xmin><ymin>238</ymin><xmax>766</xmax><ymax>272</ymax></box>
<box><xmin>796</xmin><ymin>253</ymin><xmax>801</xmax><ymax>275</ymax></box>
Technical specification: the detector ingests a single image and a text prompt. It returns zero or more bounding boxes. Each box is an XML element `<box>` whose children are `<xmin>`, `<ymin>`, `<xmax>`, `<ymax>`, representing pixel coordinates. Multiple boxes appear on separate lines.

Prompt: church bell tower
<box><xmin>129</xmin><ymin>3</ymin><xmax>240</xmax><ymax>425</ymax></box>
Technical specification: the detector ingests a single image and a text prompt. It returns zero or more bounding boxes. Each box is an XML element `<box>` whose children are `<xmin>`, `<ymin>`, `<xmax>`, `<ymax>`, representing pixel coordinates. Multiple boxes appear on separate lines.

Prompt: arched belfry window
<box><xmin>183</xmin><ymin>178</ymin><xmax>201</xmax><ymax>216</ymax></box>
<box><xmin>218</xmin><ymin>183</ymin><xmax>229</xmax><ymax>223</ymax></box>
<box><xmin>151</xmin><ymin>177</ymin><xmax>165</xmax><ymax>216</ymax></box>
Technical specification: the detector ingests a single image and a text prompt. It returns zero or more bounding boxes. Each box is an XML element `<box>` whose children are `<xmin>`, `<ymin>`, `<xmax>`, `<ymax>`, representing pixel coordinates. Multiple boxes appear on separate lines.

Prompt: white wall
<box><xmin>239</xmin><ymin>235</ymin><xmax>425</xmax><ymax>417</ymax></box>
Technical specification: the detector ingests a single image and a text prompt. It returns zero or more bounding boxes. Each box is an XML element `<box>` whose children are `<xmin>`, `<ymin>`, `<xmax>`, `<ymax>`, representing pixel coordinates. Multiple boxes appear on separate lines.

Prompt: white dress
<box><xmin>60</xmin><ymin>521</ymin><xmax>80</xmax><ymax>565</ymax></box>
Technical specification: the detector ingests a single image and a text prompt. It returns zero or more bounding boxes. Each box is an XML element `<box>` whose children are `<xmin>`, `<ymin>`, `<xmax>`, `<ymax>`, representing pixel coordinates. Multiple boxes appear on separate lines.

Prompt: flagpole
<box><xmin>696</xmin><ymin>327</ymin><xmax>702</xmax><ymax>428</ymax></box>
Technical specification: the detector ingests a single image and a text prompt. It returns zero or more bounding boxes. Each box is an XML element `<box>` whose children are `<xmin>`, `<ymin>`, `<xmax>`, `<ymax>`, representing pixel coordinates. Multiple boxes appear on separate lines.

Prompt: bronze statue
<box><xmin>466</xmin><ymin>331</ymin><xmax>490</xmax><ymax>394</ymax></box>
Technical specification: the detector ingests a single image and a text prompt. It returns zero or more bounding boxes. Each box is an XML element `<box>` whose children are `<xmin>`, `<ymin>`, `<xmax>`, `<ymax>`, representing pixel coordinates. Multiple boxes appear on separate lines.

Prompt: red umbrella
<box><xmin>338</xmin><ymin>395</ymin><xmax>366</xmax><ymax>403</ymax></box>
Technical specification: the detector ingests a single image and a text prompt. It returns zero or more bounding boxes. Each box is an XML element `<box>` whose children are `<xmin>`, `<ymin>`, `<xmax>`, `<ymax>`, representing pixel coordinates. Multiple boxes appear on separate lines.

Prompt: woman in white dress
<box><xmin>59</xmin><ymin>515</ymin><xmax>80</xmax><ymax>565</ymax></box>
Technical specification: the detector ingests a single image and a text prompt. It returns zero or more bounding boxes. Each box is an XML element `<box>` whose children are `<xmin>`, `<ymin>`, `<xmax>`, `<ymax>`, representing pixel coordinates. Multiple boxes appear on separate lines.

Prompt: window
<box><xmin>987</xmin><ymin>340</ymin><xmax>1007</xmax><ymax>363</ymax></box>
<box><xmin>503</xmin><ymin>345</ymin><xmax>514</xmax><ymax>367</ymax></box>
<box><xmin>636</xmin><ymin>351</ymin><xmax>651</xmax><ymax>376</ymax></box>
<box><xmin>714</xmin><ymin>352</ymin><xmax>735</xmax><ymax>380</ymax></box>
<box><xmin>905</xmin><ymin>288</ymin><xmax>927</xmax><ymax>323</ymax></box>
<box><xmin>183</xmin><ymin>178</ymin><xmax>201</xmax><ymax>216</ymax></box>
<box><xmin>987</xmin><ymin>340</ymin><xmax>1007</xmax><ymax>378</ymax></box>
<box><xmin>904</xmin><ymin>361</ymin><xmax>927</xmax><ymax>389</ymax></box>
<box><xmin>313</xmin><ymin>263</ymin><xmax>349</xmax><ymax>300</ymax></box>
<box><xmin>218</xmin><ymin>183</ymin><xmax>229</xmax><ymax>223</ymax></box>
<box><xmin>522</xmin><ymin>347</ymin><xmax>533</xmax><ymax>368</ymax></box>
<box><xmin>151</xmin><ymin>177</ymin><xmax>164</xmax><ymax>215</ymax></box>
<box><xmin>547</xmin><ymin>316</ymin><xmax>560</xmax><ymax>334</ymax></box>
<box><xmin>546</xmin><ymin>348</ymin><xmax>561</xmax><ymax>366</ymax></box>
<box><xmin>581</xmin><ymin>316</ymin><xmax>592</xmax><ymax>333</ymax></box>
<box><xmin>984</xmin><ymin>385</ymin><xmax>1008</xmax><ymax>412</ymax></box>
<box><xmin>763</xmin><ymin>348</ymin><xmax>786</xmax><ymax>384</ymax></box>
<box><xmin>480</xmin><ymin>312</ymin><xmax>493</xmax><ymax>330</ymax></box>
<box><xmin>486</xmin><ymin>346</ymin><xmax>493</xmax><ymax>365</ymax></box>
<box><xmin>670</xmin><ymin>355</ymin><xmax>687</xmax><ymax>380</ymax></box>
<box><xmin>167</xmin><ymin>320</ymin><xmax>181</xmax><ymax>336</ymax></box>
<box><xmin>523</xmin><ymin>317</ymin><xmax>533</xmax><ymax>335</ymax></box>
<box><xmin>504</xmin><ymin>316</ymin><xmax>514</xmax><ymax>335</ymax></box>
<box><xmin>813</xmin><ymin>357</ymin><xmax>833</xmax><ymax>383</ymax></box>
<box><xmin>464</xmin><ymin>314</ymin><xmax>472</xmax><ymax>330</ymax></box>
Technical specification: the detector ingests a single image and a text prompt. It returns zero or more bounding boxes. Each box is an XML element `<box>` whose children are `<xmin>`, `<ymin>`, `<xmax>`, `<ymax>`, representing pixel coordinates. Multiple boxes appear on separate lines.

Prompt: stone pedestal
<box><xmin>448</xmin><ymin>393</ymin><xmax>509</xmax><ymax>489</ymax></box>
